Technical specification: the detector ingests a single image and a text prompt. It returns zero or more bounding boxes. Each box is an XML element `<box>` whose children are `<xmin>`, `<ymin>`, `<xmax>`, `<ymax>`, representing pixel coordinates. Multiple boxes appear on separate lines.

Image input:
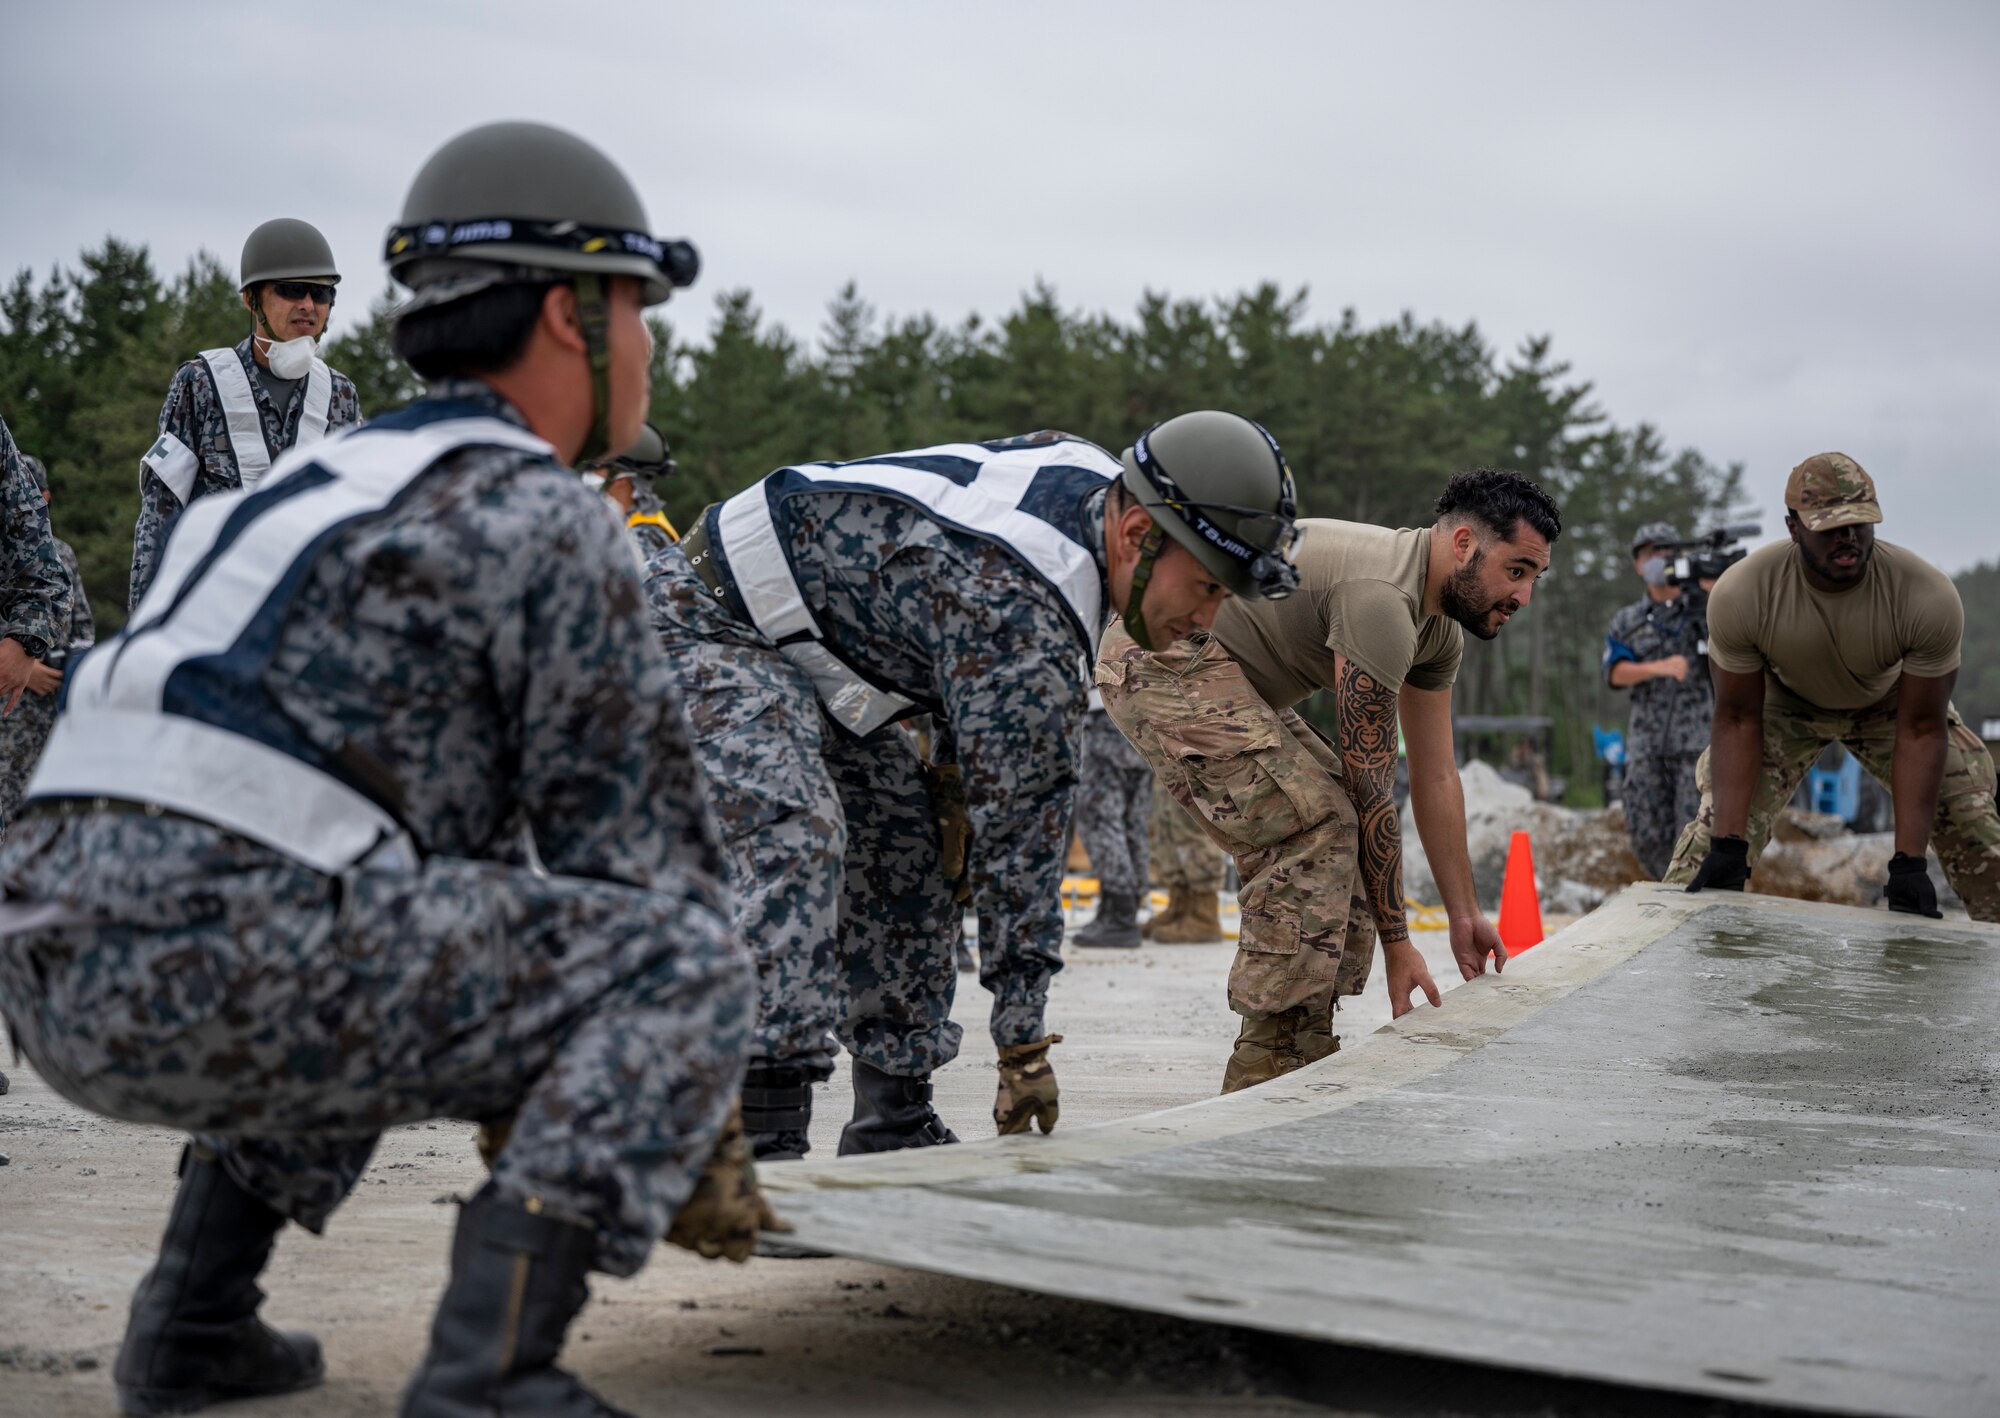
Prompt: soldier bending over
<box><xmin>649</xmin><ymin>412</ymin><xmax>1300</xmax><ymax>1156</ymax></box>
<box><xmin>1099</xmin><ymin>470</ymin><xmax>1561</xmax><ymax>1090</ymax></box>
<box><xmin>1670</xmin><ymin>453</ymin><xmax>2000</xmax><ymax>918</ymax></box>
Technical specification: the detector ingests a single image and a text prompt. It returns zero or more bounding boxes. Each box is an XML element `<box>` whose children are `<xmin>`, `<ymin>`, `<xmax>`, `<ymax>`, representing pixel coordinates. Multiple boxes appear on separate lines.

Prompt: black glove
<box><xmin>1684</xmin><ymin>835</ymin><xmax>1751</xmax><ymax>893</ymax></box>
<box><xmin>1884</xmin><ymin>853</ymin><xmax>1943</xmax><ymax>918</ymax></box>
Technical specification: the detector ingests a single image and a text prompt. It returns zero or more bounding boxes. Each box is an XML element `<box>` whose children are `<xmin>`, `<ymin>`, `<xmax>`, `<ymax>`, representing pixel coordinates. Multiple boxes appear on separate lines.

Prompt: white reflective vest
<box><xmin>31</xmin><ymin>412</ymin><xmax>552</xmax><ymax>874</ymax></box>
<box><xmin>141</xmin><ymin>348</ymin><xmax>335</xmax><ymax>505</ymax></box>
<box><xmin>709</xmin><ymin>438</ymin><xmax>1118</xmax><ymax>737</ymax></box>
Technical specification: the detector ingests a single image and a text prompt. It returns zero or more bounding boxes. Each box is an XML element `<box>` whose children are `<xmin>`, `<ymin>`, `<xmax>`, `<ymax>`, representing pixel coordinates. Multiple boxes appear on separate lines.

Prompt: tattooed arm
<box><xmin>1401</xmin><ymin>680</ymin><xmax>1506</xmax><ymax>978</ymax></box>
<box><xmin>1336</xmin><ymin>653</ymin><xmax>1440</xmax><ymax>1014</ymax></box>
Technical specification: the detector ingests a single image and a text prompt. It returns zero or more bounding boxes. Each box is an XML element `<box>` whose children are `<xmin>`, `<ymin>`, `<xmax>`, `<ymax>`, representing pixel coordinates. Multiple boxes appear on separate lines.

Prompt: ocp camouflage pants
<box><xmin>1664</xmin><ymin>689</ymin><xmax>2000</xmax><ymax>920</ymax></box>
<box><xmin>1075</xmin><ymin>711</ymin><xmax>1151</xmax><ymax>900</ymax></box>
<box><xmin>0</xmin><ymin>814</ymin><xmax>750</xmax><ymax>1277</ymax></box>
<box><xmin>1150</xmin><ymin>779</ymin><xmax>1227</xmax><ymax>892</ymax></box>
<box><xmin>1623</xmin><ymin>748</ymin><xmax>1702</xmax><ymax>881</ymax></box>
<box><xmin>1096</xmin><ymin>624</ymin><xmax>1376</xmax><ymax>1018</ymax></box>
<box><xmin>648</xmin><ymin>550</ymin><xmax>970</xmax><ymax>1078</ymax></box>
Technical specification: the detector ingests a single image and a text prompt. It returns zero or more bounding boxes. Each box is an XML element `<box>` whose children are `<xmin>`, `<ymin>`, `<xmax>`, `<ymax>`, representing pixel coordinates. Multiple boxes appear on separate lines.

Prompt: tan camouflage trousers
<box><xmin>1097</xmin><ymin>624</ymin><xmax>1375</xmax><ymax>1019</ymax></box>
<box><xmin>1663</xmin><ymin>688</ymin><xmax>2000</xmax><ymax>920</ymax></box>
<box><xmin>1148</xmin><ymin>778</ymin><xmax>1227</xmax><ymax>893</ymax></box>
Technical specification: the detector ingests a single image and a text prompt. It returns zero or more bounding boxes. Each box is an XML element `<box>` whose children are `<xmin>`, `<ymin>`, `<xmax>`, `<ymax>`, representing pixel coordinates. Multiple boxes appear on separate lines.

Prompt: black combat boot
<box><xmin>113</xmin><ymin>1144</ymin><xmax>324</xmax><ymax>1416</ymax></box>
<box><xmin>400</xmin><ymin>1182</ymin><xmax>625</xmax><ymax>1418</ymax></box>
<box><xmin>1072</xmin><ymin>891</ymin><xmax>1142</xmax><ymax>948</ymax></box>
<box><xmin>838</xmin><ymin>1060</ymin><xmax>960</xmax><ymax>1155</ymax></box>
<box><xmin>741</xmin><ymin>1064</ymin><xmax>815</xmax><ymax>1162</ymax></box>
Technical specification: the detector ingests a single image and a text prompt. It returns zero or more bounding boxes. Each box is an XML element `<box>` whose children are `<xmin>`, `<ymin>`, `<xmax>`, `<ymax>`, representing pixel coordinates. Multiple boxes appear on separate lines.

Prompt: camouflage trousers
<box><xmin>1623</xmin><ymin>749</ymin><xmax>1702</xmax><ymax>881</ymax></box>
<box><xmin>1096</xmin><ymin>624</ymin><xmax>1376</xmax><ymax>1018</ymax></box>
<box><xmin>649</xmin><ymin>552</ymin><xmax>972</xmax><ymax>1078</ymax></box>
<box><xmin>1075</xmin><ymin>710</ymin><xmax>1151</xmax><ymax>900</ymax></box>
<box><xmin>0</xmin><ymin>814</ymin><xmax>751</xmax><ymax>1277</ymax></box>
<box><xmin>1150</xmin><ymin>778</ymin><xmax>1227</xmax><ymax>892</ymax></box>
<box><xmin>1664</xmin><ymin>689</ymin><xmax>2000</xmax><ymax>920</ymax></box>
<box><xmin>0</xmin><ymin>688</ymin><xmax>59</xmax><ymax>839</ymax></box>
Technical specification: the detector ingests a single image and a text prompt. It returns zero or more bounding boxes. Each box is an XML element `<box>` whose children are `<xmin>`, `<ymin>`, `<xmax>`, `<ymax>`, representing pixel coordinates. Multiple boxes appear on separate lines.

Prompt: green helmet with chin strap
<box><xmin>240</xmin><ymin>218</ymin><xmax>340</xmax><ymax>289</ymax></box>
<box><xmin>384</xmin><ymin>121</ymin><xmax>699</xmax><ymax>461</ymax></box>
<box><xmin>240</xmin><ymin>218</ymin><xmax>341</xmax><ymax>344</ymax></box>
<box><xmin>1117</xmin><ymin>410</ymin><xmax>1301</xmax><ymax>649</ymax></box>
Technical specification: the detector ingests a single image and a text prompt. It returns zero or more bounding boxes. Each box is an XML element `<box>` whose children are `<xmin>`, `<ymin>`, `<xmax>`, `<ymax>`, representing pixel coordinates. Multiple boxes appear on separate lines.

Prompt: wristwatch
<box><xmin>7</xmin><ymin>633</ymin><xmax>50</xmax><ymax>659</ymax></box>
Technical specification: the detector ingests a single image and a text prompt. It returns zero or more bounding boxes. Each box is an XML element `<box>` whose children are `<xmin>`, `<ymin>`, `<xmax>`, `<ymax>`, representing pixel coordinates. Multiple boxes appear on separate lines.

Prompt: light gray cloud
<box><xmin>5</xmin><ymin>0</ymin><xmax>1995</xmax><ymax>566</ymax></box>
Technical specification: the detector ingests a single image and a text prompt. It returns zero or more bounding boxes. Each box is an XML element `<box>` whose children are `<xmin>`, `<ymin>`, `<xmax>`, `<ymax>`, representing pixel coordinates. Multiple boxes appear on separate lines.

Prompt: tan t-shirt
<box><xmin>1707</xmin><ymin>539</ymin><xmax>1963</xmax><ymax>710</ymax></box>
<box><xmin>1212</xmin><ymin>519</ymin><xmax>1464</xmax><ymax>710</ymax></box>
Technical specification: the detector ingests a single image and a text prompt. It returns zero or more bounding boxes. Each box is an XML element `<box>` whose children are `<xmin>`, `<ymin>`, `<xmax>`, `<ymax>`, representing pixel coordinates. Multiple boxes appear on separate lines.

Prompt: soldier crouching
<box><xmin>0</xmin><ymin>122</ymin><xmax>764</xmax><ymax>1418</ymax></box>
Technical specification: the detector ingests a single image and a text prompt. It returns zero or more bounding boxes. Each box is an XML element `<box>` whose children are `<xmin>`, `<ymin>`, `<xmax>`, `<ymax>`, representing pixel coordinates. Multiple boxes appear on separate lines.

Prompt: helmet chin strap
<box><xmin>572</xmin><ymin>273</ymin><xmax>614</xmax><ymax>464</ymax></box>
<box><xmin>1121</xmin><ymin>523</ymin><xmax>1166</xmax><ymax>651</ymax></box>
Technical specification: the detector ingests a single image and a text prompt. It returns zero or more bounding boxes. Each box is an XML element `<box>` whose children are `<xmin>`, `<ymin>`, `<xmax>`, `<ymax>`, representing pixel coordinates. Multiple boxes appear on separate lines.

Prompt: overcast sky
<box><xmin>5</xmin><ymin>1</ymin><xmax>1995</xmax><ymax>570</ymax></box>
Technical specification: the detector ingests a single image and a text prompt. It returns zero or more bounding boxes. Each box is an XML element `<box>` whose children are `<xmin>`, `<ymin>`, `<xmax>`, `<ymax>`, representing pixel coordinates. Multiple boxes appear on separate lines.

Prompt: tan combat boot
<box><xmin>1152</xmin><ymin>890</ymin><xmax>1224</xmax><ymax>944</ymax></box>
<box><xmin>993</xmin><ymin>1034</ymin><xmax>1063</xmax><ymax>1135</ymax></box>
<box><xmin>1219</xmin><ymin>1006</ymin><xmax>1339</xmax><ymax>1093</ymax></box>
<box><xmin>1296</xmin><ymin>998</ymin><xmax>1340</xmax><ymax>1069</ymax></box>
<box><xmin>1139</xmin><ymin>889</ymin><xmax>1180</xmax><ymax>939</ymax></box>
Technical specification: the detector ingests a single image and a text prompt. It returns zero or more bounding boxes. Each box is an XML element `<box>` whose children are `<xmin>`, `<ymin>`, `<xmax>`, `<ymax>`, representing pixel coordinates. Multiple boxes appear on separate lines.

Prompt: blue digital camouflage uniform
<box><xmin>0</xmin><ymin>381</ymin><xmax>751</xmax><ymax>1277</ymax></box>
<box><xmin>1075</xmin><ymin>706</ymin><xmax>1151</xmax><ymax>901</ymax></box>
<box><xmin>0</xmin><ymin>530</ymin><xmax>93</xmax><ymax>836</ymax></box>
<box><xmin>645</xmin><ymin>469</ymin><xmax>1102</xmax><ymax>1087</ymax></box>
<box><xmin>1604</xmin><ymin>592</ymin><xmax>1711</xmax><ymax>878</ymax></box>
<box><xmin>0</xmin><ymin>419</ymin><xmax>68</xmax><ymax>840</ymax></box>
<box><xmin>128</xmin><ymin>337</ymin><xmax>363</xmax><ymax>609</ymax></box>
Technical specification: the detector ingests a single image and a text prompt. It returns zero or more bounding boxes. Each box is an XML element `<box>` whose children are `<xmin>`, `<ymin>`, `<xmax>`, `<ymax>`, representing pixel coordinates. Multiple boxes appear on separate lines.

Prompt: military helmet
<box><xmin>1630</xmin><ymin>520</ymin><xmax>1680</xmax><ymax>555</ymax></box>
<box><xmin>240</xmin><ymin>218</ymin><xmax>340</xmax><ymax>289</ymax></box>
<box><xmin>588</xmin><ymin>422</ymin><xmax>675</xmax><ymax>481</ymax></box>
<box><xmin>385</xmin><ymin>121</ymin><xmax>697</xmax><ymax>310</ymax></box>
<box><xmin>1120</xmin><ymin>411</ymin><xmax>1300</xmax><ymax>603</ymax></box>
<box><xmin>386</xmin><ymin>121</ymin><xmax>699</xmax><ymax>461</ymax></box>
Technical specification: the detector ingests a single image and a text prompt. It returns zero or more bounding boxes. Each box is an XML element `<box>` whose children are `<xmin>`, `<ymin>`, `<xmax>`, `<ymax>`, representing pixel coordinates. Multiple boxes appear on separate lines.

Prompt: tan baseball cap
<box><xmin>1785</xmin><ymin>452</ymin><xmax>1881</xmax><ymax>531</ymax></box>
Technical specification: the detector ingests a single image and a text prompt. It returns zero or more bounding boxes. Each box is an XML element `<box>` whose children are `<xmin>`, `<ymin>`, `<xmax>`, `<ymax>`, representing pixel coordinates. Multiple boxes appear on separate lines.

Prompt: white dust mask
<box><xmin>262</xmin><ymin>334</ymin><xmax>319</xmax><ymax>380</ymax></box>
<box><xmin>1639</xmin><ymin>554</ymin><xmax>1670</xmax><ymax>588</ymax></box>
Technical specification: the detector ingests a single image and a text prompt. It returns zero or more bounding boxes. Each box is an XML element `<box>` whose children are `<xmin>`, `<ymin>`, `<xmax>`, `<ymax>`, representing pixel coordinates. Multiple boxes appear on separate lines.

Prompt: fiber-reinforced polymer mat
<box><xmin>763</xmin><ymin>886</ymin><xmax>2000</xmax><ymax>1417</ymax></box>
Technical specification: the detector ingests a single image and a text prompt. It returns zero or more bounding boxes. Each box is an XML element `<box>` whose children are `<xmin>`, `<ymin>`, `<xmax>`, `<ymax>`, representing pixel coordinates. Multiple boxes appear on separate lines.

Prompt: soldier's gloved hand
<box><xmin>1884</xmin><ymin>853</ymin><xmax>1943</xmax><ymax>918</ymax></box>
<box><xmin>993</xmin><ymin>1034</ymin><xmax>1062</xmax><ymax>1136</ymax></box>
<box><xmin>1684</xmin><ymin>835</ymin><xmax>1751</xmax><ymax>893</ymax></box>
<box><xmin>923</xmin><ymin>760</ymin><xmax>974</xmax><ymax>904</ymax></box>
<box><xmin>667</xmin><ymin>1105</ymin><xmax>789</xmax><ymax>1263</ymax></box>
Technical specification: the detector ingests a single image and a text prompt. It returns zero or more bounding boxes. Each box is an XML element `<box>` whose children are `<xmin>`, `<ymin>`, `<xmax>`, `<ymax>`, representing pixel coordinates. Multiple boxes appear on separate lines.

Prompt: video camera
<box><xmin>1667</xmin><ymin>522</ymin><xmax>1760</xmax><ymax>588</ymax></box>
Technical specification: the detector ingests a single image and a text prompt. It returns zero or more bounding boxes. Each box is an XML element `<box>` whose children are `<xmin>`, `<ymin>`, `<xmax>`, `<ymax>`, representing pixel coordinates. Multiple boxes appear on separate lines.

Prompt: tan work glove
<box><xmin>667</xmin><ymin>1104</ymin><xmax>790</xmax><ymax>1263</ymax></box>
<box><xmin>993</xmin><ymin>1033</ymin><xmax>1063</xmax><ymax>1135</ymax></box>
<box><xmin>923</xmin><ymin>760</ymin><xmax>974</xmax><ymax>904</ymax></box>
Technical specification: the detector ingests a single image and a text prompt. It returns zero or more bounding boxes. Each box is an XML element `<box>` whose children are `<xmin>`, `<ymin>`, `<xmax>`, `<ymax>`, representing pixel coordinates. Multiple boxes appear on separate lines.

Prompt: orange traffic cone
<box><xmin>1496</xmin><ymin>830</ymin><xmax>1545</xmax><ymax>955</ymax></box>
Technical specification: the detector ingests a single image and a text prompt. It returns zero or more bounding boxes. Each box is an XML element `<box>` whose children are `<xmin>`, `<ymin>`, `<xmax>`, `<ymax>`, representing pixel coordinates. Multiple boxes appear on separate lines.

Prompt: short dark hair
<box><xmin>391</xmin><ymin>282</ymin><xmax>556</xmax><ymax>381</ymax></box>
<box><xmin>1434</xmin><ymin>468</ymin><xmax>1562</xmax><ymax>544</ymax></box>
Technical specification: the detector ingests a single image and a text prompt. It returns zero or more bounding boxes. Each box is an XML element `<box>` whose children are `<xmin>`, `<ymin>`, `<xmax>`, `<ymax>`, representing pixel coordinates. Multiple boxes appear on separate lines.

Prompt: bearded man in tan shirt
<box><xmin>1669</xmin><ymin>453</ymin><xmax>1999</xmax><ymax>920</ymax></box>
<box><xmin>1098</xmin><ymin>468</ymin><xmax>1561</xmax><ymax>1091</ymax></box>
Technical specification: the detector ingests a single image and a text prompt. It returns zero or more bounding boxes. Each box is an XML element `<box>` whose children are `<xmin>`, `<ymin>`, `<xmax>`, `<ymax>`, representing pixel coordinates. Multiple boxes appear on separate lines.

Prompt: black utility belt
<box><xmin>678</xmin><ymin>509</ymin><xmax>751</xmax><ymax>626</ymax></box>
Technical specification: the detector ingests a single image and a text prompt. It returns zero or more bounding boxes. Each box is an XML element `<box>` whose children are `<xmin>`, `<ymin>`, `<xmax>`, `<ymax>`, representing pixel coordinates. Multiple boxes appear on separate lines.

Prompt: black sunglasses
<box><xmin>271</xmin><ymin>281</ymin><xmax>337</xmax><ymax>305</ymax></box>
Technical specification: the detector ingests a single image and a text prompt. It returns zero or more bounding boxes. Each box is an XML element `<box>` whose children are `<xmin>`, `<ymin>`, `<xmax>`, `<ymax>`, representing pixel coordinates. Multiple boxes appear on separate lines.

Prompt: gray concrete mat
<box><xmin>765</xmin><ymin>887</ymin><xmax>2000</xmax><ymax>1417</ymax></box>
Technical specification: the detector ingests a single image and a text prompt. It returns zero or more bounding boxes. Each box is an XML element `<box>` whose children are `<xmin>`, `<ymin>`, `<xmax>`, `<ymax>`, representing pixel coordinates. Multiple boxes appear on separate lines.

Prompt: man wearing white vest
<box><xmin>0</xmin><ymin>123</ymin><xmax>763</xmax><ymax>1418</ymax></box>
<box><xmin>650</xmin><ymin>413</ymin><xmax>1303</xmax><ymax>1159</ymax></box>
<box><xmin>128</xmin><ymin>218</ymin><xmax>363</xmax><ymax>609</ymax></box>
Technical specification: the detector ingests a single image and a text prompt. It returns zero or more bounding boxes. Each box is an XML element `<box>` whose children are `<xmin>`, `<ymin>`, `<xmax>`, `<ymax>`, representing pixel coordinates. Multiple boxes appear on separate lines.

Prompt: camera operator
<box><xmin>1604</xmin><ymin>522</ymin><xmax>1712</xmax><ymax>878</ymax></box>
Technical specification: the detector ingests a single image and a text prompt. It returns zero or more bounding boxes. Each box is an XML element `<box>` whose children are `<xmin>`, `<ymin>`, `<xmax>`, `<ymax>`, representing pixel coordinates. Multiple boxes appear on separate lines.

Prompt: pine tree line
<box><xmin>3</xmin><ymin>241</ymin><xmax>1785</xmax><ymax>796</ymax></box>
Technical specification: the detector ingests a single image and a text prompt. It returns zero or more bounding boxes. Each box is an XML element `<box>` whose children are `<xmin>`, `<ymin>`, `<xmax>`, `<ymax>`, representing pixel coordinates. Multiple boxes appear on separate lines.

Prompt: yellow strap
<box><xmin>628</xmin><ymin>510</ymin><xmax>679</xmax><ymax>541</ymax></box>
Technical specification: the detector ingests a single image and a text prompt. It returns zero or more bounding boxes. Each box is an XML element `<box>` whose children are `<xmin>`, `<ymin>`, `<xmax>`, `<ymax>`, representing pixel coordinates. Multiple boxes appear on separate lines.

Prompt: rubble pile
<box><xmin>1400</xmin><ymin>760</ymin><xmax>1932</xmax><ymax>914</ymax></box>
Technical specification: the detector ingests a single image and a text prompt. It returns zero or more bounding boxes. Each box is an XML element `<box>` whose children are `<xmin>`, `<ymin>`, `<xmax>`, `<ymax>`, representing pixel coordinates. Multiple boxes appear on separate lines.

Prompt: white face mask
<box><xmin>260</xmin><ymin>333</ymin><xmax>319</xmax><ymax>380</ymax></box>
<box><xmin>1639</xmin><ymin>554</ymin><xmax>1671</xmax><ymax>588</ymax></box>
